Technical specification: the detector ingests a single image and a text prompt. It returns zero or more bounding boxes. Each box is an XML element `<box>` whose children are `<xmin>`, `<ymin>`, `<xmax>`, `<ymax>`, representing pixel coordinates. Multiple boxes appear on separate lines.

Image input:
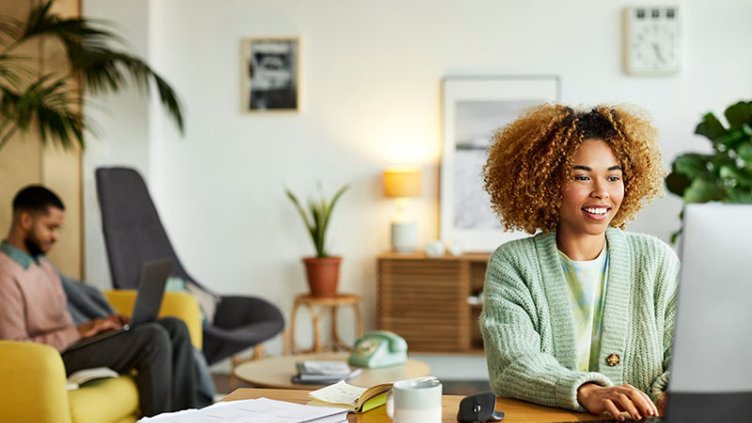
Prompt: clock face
<box><xmin>624</xmin><ymin>7</ymin><xmax>681</xmax><ymax>75</ymax></box>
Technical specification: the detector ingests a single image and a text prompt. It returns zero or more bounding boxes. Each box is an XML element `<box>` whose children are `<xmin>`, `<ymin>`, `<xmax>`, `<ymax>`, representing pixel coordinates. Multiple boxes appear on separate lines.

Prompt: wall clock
<box><xmin>623</xmin><ymin>6</ymin><xmax>681</xmax><ymax>75</ymax></box>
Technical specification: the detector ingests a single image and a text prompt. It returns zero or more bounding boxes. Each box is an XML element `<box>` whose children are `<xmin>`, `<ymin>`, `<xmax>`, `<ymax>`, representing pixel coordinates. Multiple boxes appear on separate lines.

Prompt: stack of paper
<box><xmin>292</xmin><ymin>360</ymin><xmax>362</xmax><ymax>384</ymax></box>
<box><xmin>138</xmin><ymin>398</ymin><xmax>348</xmax><ymax>423</ymax></box>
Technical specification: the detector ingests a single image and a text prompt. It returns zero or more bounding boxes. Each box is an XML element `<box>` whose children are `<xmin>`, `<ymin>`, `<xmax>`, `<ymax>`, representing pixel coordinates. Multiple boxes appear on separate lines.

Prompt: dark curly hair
<box><xmin>483</xmin><ymin>104</ymin><xmax>664</xmax><ymax>234</ymax></box>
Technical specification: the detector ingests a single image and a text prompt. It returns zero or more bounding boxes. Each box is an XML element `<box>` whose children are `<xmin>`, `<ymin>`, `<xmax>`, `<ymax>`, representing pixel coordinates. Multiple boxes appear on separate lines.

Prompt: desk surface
<box><xmin>234</xmin><ymin>352</ymin><xmax>431</xmax><ymax>390</ymax></box>
<box><xmin>224</xmin><ymin>388</ymin><xmax>607</xmax><ymax>423</ymax></box>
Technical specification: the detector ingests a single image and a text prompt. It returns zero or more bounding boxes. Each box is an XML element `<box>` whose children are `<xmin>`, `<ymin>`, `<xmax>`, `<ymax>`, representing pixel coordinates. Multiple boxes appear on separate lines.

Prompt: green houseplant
<box><xmin>0</xmin><ymin>1</ymin><xmax>183</xmax><ymax>152</ymax></box>
<box><xmin>286</xmin><ymin>183</ymin><xmax>349</xmax><ymax>297</ymax></box>
<box><xmin>665</xmin><ymin>100</ymin><xmax>752</xmax><ymax>241</ymax></box>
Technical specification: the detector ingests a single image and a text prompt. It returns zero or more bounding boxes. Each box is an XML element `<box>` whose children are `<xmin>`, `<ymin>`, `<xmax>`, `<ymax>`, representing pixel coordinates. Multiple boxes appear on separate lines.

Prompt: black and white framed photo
<box><xmin>440</xmin><ymin>76</ymin><xmax>560</xmax><ymax>252</ymax></box>
<box><xmin>242</xmin><ymin>37</ymin><xmax>299</xmax><ymax>112</ymax></box>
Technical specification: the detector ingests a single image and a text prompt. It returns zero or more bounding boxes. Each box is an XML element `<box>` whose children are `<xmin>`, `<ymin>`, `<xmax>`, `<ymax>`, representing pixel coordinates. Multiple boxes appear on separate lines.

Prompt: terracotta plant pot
<box><xmin>303</xmin><ymin>256</ymin><xmax>342</xmax><ymax>297</ymax></box>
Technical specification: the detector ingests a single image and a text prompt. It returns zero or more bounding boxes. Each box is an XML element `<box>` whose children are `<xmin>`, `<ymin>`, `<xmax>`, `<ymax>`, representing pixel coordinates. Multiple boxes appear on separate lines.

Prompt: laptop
<box><xmin>64</xmin><ymin>258</ymin><xmax>173</xmax><ymax>351</ymax></box>
<box><xmin>554</xmin><ymin>203</ymin><xmax>752</xmax><ymax>422</ymax></box>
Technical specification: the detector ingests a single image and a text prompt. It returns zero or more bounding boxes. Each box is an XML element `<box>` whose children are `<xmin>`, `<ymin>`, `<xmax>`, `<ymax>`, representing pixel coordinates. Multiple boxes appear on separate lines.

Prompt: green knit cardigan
<box><xmin>480</xmin><ymin>228</ymin><xmax>679</xmax><ymax>410</ymax></box>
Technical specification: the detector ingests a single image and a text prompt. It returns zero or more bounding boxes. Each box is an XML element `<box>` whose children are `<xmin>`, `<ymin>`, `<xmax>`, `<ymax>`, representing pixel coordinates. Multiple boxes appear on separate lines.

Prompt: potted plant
<box><xmin>665</xmin><ymin>100</ymin><xmax>752</xmax><ymax>241</ymax></box>
<box><xmin>286</xmin><ymin>183</ymin><xmax>349</xmax><ymax>297</ymax></box>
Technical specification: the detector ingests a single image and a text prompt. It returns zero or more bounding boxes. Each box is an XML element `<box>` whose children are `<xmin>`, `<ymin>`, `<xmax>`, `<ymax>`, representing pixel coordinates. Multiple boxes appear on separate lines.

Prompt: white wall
<box><xmin>82</xmin><ymin>0</ymin><xmax>752</xmax><ymax>357</ymax></box>
<box><xmin>82</xmin><ymin>0</ymin><xmax>154</xmax><ymax>289</ymax></box>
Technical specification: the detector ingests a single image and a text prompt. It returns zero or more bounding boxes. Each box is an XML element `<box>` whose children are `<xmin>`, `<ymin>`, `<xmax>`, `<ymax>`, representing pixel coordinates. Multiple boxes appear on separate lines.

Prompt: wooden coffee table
<box><xmin>234</xmin><ymin>352</ymin><xmax>431</xmax><ymax>389</ymax></box>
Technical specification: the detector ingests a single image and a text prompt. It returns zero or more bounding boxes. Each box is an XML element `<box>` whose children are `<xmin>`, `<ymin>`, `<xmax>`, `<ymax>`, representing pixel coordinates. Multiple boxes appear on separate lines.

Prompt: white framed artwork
<box><xmin>440</xmin><ymin>76</ymin><xmax>560</xmax><ymax>252</ymax></box>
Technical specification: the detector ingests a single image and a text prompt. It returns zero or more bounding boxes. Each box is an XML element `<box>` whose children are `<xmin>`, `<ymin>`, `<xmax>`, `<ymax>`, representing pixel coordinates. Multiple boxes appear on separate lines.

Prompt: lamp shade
<box><xmin>383</xmin><ymin>166</ymin><xmax>421</xmax><ymax>198</ymax></box>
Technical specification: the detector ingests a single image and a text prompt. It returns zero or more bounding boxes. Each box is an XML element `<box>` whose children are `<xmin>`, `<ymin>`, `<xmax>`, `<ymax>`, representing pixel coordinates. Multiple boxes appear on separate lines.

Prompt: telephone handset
<box><xmin>348</xmin><ymin>330</ymin><xmax>408</xmax><ymax>368</ymax></box>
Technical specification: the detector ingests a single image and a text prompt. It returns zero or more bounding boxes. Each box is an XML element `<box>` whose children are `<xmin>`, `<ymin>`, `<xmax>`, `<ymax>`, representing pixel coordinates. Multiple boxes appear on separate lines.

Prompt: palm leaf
<box><xmin>0</xmin><ymin>53</ymin><xmax>31</xmax><ymax>86</ymax></box>
<box><xmin>18</xmin><ymin>1</ymin><xmax>121</xmax><ymax>47</ymax></box>
<box><xmin>68</xmin><ymin>48</ymin><xmax>184</xmax><ymax>133</ymax></box>
<box><xmin>0</xmin><ymin>75</ymin><xmax>83</xmax><ymax>150</ymax></box>
<box><xmin>0</xmin><ymin>1</ymin><xmax>185</xmax><ymax>151</ymax></box>
<box><xmin>0</xmin><ymin>14</ymin><xmax>21</xmax><ymax>45</ymax></box>
<box><xmin>21</xmin><ymin>1</ymin><xmax>185</xmax><ymax>134</ymax></box>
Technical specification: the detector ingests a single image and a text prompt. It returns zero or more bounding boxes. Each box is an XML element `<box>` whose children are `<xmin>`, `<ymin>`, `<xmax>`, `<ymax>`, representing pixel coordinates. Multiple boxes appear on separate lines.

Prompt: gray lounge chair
<box><xmin>95</xmin><ymin>166</ymin><xmax>284</xmax><ymax>365</ymax></box>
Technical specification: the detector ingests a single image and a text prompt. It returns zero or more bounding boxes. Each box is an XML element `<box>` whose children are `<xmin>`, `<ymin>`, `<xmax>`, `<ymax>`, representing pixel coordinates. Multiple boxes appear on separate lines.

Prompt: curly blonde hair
<box><xmin>483</xmin><ymin>104</ymin><xmax>664</xmax><ymax>234</ymax></box>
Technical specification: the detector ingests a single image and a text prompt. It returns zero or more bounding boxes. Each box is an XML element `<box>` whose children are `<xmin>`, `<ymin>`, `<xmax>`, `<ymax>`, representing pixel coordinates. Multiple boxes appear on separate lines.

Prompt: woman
<box><xmin>480</xmin><ymin>104</ymin><xmax>679</xmax><ymax>421</ymax></box>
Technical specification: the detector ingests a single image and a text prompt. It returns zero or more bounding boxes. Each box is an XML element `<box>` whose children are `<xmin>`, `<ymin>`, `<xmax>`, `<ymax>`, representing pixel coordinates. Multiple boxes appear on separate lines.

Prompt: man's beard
<box><xmin>24</xmin><ymin>236</ymin><xmax>45</xmax><ymax>257</ymax></box>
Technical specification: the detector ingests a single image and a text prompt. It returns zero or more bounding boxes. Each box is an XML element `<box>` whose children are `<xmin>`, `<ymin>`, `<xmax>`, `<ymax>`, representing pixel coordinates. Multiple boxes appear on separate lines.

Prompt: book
<box><xmin>65</xmin><ymin>366</ymin><xmax>119</xmax><ymax>390</ymax></box>
<box><xmin>308</xmin><ymin>380</ymin><xmax>392</xmax><ymax>413</ymax></box>
<box><xmin>291</xmin><ymin>360</ymin><xmax>362</xmax><ymax>385</ymax></box>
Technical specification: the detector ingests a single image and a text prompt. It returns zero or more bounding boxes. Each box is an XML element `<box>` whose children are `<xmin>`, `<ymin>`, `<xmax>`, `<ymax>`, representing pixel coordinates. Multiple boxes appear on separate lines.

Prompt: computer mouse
<box><xmin>457</xmin><ymin>392</ymin><xmax>504</xmax><ymax>422</ymax></box>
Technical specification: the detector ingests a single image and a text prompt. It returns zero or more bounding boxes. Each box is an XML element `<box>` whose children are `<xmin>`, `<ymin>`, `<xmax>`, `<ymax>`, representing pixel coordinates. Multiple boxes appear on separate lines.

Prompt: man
<box><xmin>0</xmin><ymin>185</ymin><xmax>199</xmax><ymax>416</ymax></box>
<box><xmin>61</xmin><ymin>272</ymin><xmax>216</xmax><ymax>407</ymax></box>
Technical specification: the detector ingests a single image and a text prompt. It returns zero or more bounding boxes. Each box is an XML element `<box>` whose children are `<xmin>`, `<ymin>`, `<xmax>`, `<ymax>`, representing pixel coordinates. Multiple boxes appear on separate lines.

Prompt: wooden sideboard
<box><xmin>376</xmin><ymin>252</ymin><xmax>490</xmax><ymax>353</ymax></box>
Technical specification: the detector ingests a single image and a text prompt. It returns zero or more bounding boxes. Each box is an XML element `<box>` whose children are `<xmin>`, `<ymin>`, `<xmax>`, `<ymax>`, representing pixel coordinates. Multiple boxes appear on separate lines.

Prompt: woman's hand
<box><xmin>656</xmin><ymin>391</ymin><xmax>668</xmax><ymax>415</ymax></box>
<box><xmin>577</xmin><ymin>383</ymin><xmax>659</xmax><ymax>421</ymax></box>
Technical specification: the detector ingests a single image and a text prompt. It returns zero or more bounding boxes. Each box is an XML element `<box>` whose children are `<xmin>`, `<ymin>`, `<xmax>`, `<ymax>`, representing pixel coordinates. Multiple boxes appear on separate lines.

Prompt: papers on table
<box><xmin>293</xmin><ymin>360</ymin><xmax>362</xmax><ymax>384</ymax></box>
<box><xmin>137</xmin><ymin>398</ymin><xmax>349</xmax><ymax>423</ymax></box>
<box><xmin>299</xmin><ymin>361</ymin><xmax>352</xmax><ymax>375</ymax></box>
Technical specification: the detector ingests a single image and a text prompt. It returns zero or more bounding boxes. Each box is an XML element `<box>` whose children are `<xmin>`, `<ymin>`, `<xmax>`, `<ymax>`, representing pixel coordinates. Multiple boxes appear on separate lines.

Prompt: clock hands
<box><xmin>652</xmin><ymin>42</ymin><xmax>666</xmax><ymax>64</ymax></box>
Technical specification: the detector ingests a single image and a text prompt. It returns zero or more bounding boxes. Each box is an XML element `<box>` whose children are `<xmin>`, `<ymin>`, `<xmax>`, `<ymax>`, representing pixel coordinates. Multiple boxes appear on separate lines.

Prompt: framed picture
<box><xmin>439</xmin><ymin>76</ymin><xmax>560</xmax><ymax>252</ymax></box>
<box><xmin>242</xmin><ymin>37</ymin><xmax>299</xmax><ymax>112</ymax></box>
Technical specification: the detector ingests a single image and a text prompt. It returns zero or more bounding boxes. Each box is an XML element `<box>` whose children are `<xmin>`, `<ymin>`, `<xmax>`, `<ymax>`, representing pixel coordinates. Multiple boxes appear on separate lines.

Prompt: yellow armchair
<box><xmin>0</xmin><ymin>291</ymin><xmax>202</xmax><ymax>423</ymax></box>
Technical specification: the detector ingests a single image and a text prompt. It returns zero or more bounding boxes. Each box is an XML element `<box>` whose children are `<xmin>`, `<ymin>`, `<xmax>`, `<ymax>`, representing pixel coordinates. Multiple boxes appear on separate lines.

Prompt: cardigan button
<box><xmin>606</xmin><ymin>353</ymin><xmax>621</xmax><ymax>367</ymax></box>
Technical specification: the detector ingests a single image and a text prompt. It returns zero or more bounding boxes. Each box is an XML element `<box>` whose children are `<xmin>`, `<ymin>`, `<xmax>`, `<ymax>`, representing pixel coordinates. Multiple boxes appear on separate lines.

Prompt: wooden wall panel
<box><xmin>0</xmin><ymin>0</ymin><xmax>82</xmax><ymax>278</ymax></box>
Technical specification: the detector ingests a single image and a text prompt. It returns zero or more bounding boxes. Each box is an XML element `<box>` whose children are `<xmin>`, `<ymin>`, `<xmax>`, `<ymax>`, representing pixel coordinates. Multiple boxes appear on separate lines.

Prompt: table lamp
<box><xmin>383</xmin><ymin>166</ymin><xmax>422</xmax><ymax>253</ymax></box>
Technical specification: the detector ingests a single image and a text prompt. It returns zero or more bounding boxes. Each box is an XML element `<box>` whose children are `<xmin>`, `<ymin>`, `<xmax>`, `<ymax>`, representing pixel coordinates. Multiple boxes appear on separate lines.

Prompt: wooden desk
<box><xmin>234</xmin><ymin>352</ymin><xmax>431</xmax><ymax>390</ymax></box>
<box><xmin>224</xmin><ymin>388</ymin><xmax>607</xmax><ymax>422</ymax></box>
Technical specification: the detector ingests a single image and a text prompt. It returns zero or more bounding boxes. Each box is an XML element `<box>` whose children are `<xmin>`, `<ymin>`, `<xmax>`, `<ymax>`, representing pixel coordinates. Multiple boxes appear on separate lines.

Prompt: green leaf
<box><xmin>714</xmin><ymin>128</ymin><xmax>748</xmax><ymax>149</ymax></box>
<box><xmin>285</xmin><ymin>189</ymin><xmax>314</xmax><ymax>232</ymax></box>
<box><xmin>672</xmin><ymin>153</ymin><xmax>710</xmax><ymax>178</ymax></box>
<box><xmin>743</xmin><ymin>124</ymin><xmax>752</xmax><ymax>136</ymax></box>
<box><xmin>726</xmin><ymin>191</ymin><xmax>752</xmax><ymax>203</ymax></box>
<box><xmin>682</xmin><ymin>178</ymin><xmax>726</xmax><ymax>203</ymax></box>
<box><xmin>695</xmin><ymin>112</ymin><xmax>728</xmax><ymax>141</ymax></box>
<box><xmin>285</xmin><ymin>184</ymin><xmax>348</xmax><ymax>258</ymax></box>
<box><xmin>670</xmin><ymin>229</ymin><xmax>682</xmax><ymax>245</ymax></box>
<box><xmin>739</xmin><ymin>143</ymin><xmax>752</xmax><ymax>163</ymax></box>
<box><xmin>724</xmin><ymin>101</ymin><xmax>752</xmax><ymax>130</ymax></box>
<box><xmin>665</xmin><ymin>171</ymin><xmax>692</xmax><ymax>197</ymax></box>
<box><xmin>0</xmin><ymin>75</ymin><xmax>83</xmax><ymax>150</ymax></box>
<box><xmin>719</xmin><ymin>165</ymin><xmax>752</xmax><ymax>187</ymax></box>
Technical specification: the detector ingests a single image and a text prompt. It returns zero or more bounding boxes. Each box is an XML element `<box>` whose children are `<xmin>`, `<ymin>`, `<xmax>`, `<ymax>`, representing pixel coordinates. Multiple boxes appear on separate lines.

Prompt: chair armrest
<box><xmin>0</xmin><ymin>340</ymin><xmax>73</xmax><ymax>423</ymax></box>
<box><xmin>104</xmin><ymin>290</ymin><xmax>203</xmax><ymax>349</ymax></box>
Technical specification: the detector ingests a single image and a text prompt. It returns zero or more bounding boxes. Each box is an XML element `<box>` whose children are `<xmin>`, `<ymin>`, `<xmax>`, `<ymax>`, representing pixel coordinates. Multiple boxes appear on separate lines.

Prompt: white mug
<box><xmin>386</xmin><ymin>376</ymin><xmax>442</xmax><ymax>423</ymax></box>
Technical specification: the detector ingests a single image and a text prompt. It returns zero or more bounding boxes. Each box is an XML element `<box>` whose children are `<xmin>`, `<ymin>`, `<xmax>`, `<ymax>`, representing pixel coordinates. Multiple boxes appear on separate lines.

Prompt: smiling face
<box><xmin>558</xmin><ymin>139</ymin><xmax>625</xmax><ymax>240</ymax></box>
